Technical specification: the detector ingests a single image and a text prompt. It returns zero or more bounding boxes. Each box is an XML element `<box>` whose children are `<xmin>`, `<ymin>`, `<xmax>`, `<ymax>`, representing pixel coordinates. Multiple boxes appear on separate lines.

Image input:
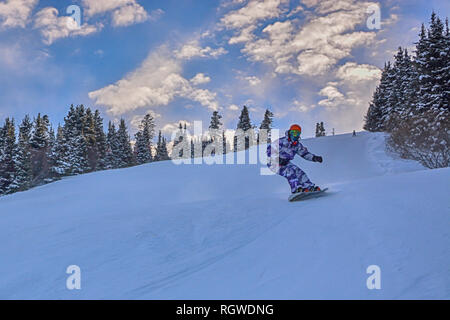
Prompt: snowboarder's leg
<box><xmin>279</xmin><ymin>163</ymin><xmax>314</xmax><ymax>193</ymax></box>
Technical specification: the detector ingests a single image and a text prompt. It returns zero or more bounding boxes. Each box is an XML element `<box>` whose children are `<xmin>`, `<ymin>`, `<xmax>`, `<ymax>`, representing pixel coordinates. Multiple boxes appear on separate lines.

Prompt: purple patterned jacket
<box><xmin>267</xmin><ymin>130</ymin><xmax>315</xmax><ymax>167</ymax></box>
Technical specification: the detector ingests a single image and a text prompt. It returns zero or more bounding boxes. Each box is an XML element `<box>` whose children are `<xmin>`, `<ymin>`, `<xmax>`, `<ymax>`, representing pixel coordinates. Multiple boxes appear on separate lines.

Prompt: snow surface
<box><xmin>0</xmin><ymin>131</ymin><xmax>448</xmax><ymax>299</ymax></box>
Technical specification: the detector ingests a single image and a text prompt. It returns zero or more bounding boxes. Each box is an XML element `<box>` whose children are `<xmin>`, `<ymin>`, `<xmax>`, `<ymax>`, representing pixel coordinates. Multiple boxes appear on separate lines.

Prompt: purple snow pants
<box><xmin>269</xmin><ymin>162</ymin><xmax>314</xmax><ymax>193</ymax></box>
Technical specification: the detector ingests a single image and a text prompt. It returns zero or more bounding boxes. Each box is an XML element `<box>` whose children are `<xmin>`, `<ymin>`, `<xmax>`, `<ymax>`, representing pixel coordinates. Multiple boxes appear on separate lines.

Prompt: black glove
<box><xmin>313</xmin><ymin>155</ymin><xmax>323</xmax><ymax>163</ymax></box>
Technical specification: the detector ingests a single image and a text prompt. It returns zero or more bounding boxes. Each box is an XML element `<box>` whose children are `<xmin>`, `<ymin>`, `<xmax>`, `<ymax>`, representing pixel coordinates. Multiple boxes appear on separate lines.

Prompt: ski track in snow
<box><xmin>0</xmin><ymin>131</ymin><xmax>448</xmax><ymax>299</ymax></box>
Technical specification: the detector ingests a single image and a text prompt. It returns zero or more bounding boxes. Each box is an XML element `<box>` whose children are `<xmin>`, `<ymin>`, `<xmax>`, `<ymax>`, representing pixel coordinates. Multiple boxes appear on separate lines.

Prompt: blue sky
<box><xmin>0</xmin><ymin>0</ymin><xmax>449</xmax><ymax>138</ymax></box>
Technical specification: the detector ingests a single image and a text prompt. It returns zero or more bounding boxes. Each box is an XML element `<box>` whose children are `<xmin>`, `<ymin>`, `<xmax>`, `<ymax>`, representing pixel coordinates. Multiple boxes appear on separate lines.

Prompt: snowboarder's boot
<box><xmin>293</xmin><ymin>186</ymin><xmax>321</xmax><ymax>194</ymax></box>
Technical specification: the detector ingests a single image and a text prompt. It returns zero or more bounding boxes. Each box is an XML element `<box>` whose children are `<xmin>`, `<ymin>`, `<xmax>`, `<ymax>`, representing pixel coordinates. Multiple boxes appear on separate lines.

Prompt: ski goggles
<box><xmin>289</xmin><ymin>130</ymin><xmax>301</xmax><ymax>138</ymax></box>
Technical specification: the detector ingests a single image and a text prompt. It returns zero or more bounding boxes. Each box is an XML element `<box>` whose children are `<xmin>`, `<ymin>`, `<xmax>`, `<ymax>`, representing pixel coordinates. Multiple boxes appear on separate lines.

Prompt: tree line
<box><xmin>0</xmin><ymin>104</ymin><xmax>274</xmax><ymax>196</ymax></box>
<box><xmin>364</xmin><ymin>12</ymin><xmax>449</xmax><ymax>168</ymax></box>
<box><xmin>0</xmin><ymin>105</ymin><xmax>162</xmax><ymax>196</ymax></box>
<box><xmin>170</xmin><ymin>107</ymin><xmax>274</xmax><ymax>159</ymax></box>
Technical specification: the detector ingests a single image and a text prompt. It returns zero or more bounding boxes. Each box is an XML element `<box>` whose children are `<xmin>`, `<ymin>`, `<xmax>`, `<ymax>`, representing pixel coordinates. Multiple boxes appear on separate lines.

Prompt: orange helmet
<box><xmin>288</xmin><ymin>124</ymin><xmax>301</xmax><ymax>144</ymax></box>
<box><xmin>289</xmin><ymin>124</ymin><xmax>302</xmax><ymax>133</ymax></box>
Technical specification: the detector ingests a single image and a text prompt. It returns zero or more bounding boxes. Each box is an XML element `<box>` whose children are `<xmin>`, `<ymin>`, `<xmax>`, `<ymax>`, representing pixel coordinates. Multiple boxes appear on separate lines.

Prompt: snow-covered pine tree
<box><xmin>30</xmin><ymin>113</ymin><xmax>51</xmax><ymax>184</ymax></box>
<box><xmin>209</xmin><ymin>111</ymin><xmax>222</xmax><ymax>130</ymax></box>
<box><xmin>0</xmin><ymin>118</ymin><xmax>18</xmax><ymax>195</ymax></box>
<box><xmin>116</xmin><ymin>119</ymin><xmax>134</xmax><ymax>168</ymax></box>
<box><xmin>366</xmin><ymin>62</ymin><xmax>394</xmax><ymax>131</ymax></box>
<box><xmin>63</xmin><ymin>105</ymin><xmax>89</xmax><ymax>175</ymax></box>
<box><xmin>414</xmin><ymin>22</ymin><xmax>433</xmax><ymax>112</ymax></box>
<box><xmin>49</xmin><ymin>125</ymin><xmax>69</xmax><ymax>177</ymax></box>
<box><xmin>84</xmin><ymin>108</ymin><xmax>98</xmax><ymax>172</ymax></box>
<box><xmin>392</xmin><ymin>47</ymin><xmax>407</xmax><ymax>117</ymax></box>
<box><xmin>364</xmin><ymin>86</ymin><xmax>384</xmax><ymax>131</ymax></box>
<box><xmin>402</xmin><ymin>48</ymin><xmax>420</xmax><ymax>114</ymax></box>
<box><xmin>382</xmin><ymin>60</ymin><xmax>399</xmax><ymax>130</ymax></box>
<box><xmin>444</xmin><ymin>18</ymin><xmax>450</xmax><ymax>111</ymax></box>
<box><xmin>191</xmin><ymin>138</ymin><xmax>195</xmax><ymax>159</ymax></box>
<box><xmin>235</xmin><ymin>105</ymin><xmax>254</xmax><ymax>151</ymax></box>
<box><xmin>258</xmin><ymin>109</ymin><xmax>273</xmax><ymax>144</ymax></box>
<box><xmin>320</xmin><ymin>122</ymin><xmax>326</xmax><ymax>136</ymax></box>
<box><xmin>162</xmin><ymin>137</ymin><xmax>170</xmax><ymax>160</ymax></box>
<box><xmin>315</xmin><ymin>122</ymin><xmax>325</xmax><ymax>137</ymax></box>
<box><xmin>44</xmin><ymin>125</ymin><xmax>57</xmax><ymax>183</ymax></box>
<box><xmin>134</xmin><ymin>114</ymin><xmax>155</xmax><ymax>165</ymax></box>
<box><xmin>105</xmin><ymin>121</ymin><xmax>119</xmax><ymax>169</ymax></box>
<box><xmin>94</xmin><ymin>110</ymin><xmax>107</xmax><ymax>170</ymax></box>
<box><xmin>155</xmin><ymin>131</ymin><xmax>170</xmax><ymax>161</ymax></box>
<box><xmin>426</xmin><ymin>13</ymin><xmax>448</xmax><ymax>111</ymax></box>
<box><xmin>12</xmin><ymin>115</ymin><xmax>33</xmax><ymax>191</ymax></box>
<box><xmin>208</xmin><ymin>111</ymin><xmax>224</xmax><ymax>155</ymax></box>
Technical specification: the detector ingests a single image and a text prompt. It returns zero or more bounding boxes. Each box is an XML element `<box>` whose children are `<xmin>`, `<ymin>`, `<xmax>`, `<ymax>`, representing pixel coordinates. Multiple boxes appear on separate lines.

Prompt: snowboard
<box><xmin>288</xmin><ymin>188</ymin><xmax>328</xmax><ymax>202</ymax></box>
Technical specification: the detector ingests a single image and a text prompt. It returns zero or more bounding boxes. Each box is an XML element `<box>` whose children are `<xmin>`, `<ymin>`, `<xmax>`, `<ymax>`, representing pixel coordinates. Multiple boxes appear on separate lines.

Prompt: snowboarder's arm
<box><xmin>296</xmin><ymin>144</ymin><xmax>315</xmax><ymax>161</ymax></box>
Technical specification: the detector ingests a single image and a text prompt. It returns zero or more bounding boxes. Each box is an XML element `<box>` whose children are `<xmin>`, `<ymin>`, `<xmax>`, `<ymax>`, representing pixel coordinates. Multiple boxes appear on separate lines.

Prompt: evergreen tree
<box><xmin>155</xmin><ymin>131</ymin><xmax>170</xmax><ymax>161</ymax></box>
<box><xmin>134</xmin><ymin>114</ymin><xmax>155</xmax><ymax>164</ymax></box>
<box><xmin>63</xmin><ymin>105</ymin><xmax>89</xmax><ymax>175</ymax></box>
<box><xmin>84</xmin><ymin>108</ymin><xmax>98</xmax><ymax>171</ymax></box>
<box><xmin>172</xmin><ymin>122</ymin><xmax>188</xmax><ymax>159</ymax></box>
<box><xmin>12</xmin><ymin>115</ymin><xmax>33</xmax><ymax>191</ymax></box>
<box><xmin>209</xmin><ymin>111</ymin><xmax>223</xmax><ymax>130</ymax></box>
<box><xmin>315</xmin><ymin>122</ymin><xmax>326</xmax><ymax>137</ymax></box>
<box><xmin>94</xmin><ymin>110</ymin><xmax>107</xmax><ymax>170</ymax></box>
<box><xmin>116</xmin><ymin>119</ymin><xmax>134</xmax><ymax>168</ymax></box>
<box><xmin>207</xmin><ymin>111</ymin><xmax>224</xmax><ymax>155</ymax></box>
<box><xmin>237</xmin><ymin>105</ymin><xmax>252</xmax><ymax>131</ymax></box>
<box><xmin>364</xmin><ymin>63</ymin><xmax>393</xmax><ymax>131</ymax></box>
<box><xmin>258</xmin><ymin>109</ymin><xmax>273</xmax><ymax>144</ymax></box>
<box><xmin>49</xmin><ymin>125</ymin><xmax>69</xmax><ymax>177</ymax></box>
<box><xmin>235</xmin><ymin>105</ymin><xmax>254</xmax><ymax>150</ymax></box>
<box><xmin>413</xmin><ymin>13</ymin><xmax>448</xmax><ymax>112</ymax></box>
<box><xmin>0</xmin><ymin>118</ymin><xmax>18</xmax><ymax>194</ymax></box>
<box><xmin>30</xmin><ymin>113</ymin><xmax>51</xmax><ymax>183</ymax></box>
<box><xmin>105</xmin><ymin>121</ymin><xmax>119</xmax><ymax>169</ymax></box>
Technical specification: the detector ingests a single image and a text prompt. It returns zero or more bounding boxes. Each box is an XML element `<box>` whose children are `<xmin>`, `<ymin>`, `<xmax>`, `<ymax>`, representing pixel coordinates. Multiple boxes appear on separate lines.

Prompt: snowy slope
<box><xmin>0</xmin><ymin>131</ymin><xmax>448</xmax><ymax>299</ymax></box>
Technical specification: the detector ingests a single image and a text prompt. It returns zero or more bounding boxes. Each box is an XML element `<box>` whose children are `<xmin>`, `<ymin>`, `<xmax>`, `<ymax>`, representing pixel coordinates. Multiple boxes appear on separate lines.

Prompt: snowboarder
<box><xmin>267</xmin><ymin>124</ymin><xmax>323</xmax><ymax>194</ymax></box>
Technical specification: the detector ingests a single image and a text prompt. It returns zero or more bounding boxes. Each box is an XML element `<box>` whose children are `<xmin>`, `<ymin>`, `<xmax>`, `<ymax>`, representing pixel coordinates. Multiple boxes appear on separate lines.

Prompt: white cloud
<box><xmin>0</xmin><ymin>0</ymin><xmax>37</xmax><ymax>28</ymax></box>
<box><xmin>245</xmin><ymin>75</ymin><xmax>261</xmax><ymax>86</ymax></box>
<box><xmin>190</xmin><ymin>73</ymin><xmax>211</xmax><ymax>85</ymax></box>
<box><xmin>34</xmin><ymin>7</ymin><xmax>102</xmax><ymax>45</ymax></box>
<box><xmin>83</xmin><ymin>0</ymin><xmax>135</xmax><ymax>17</ymax></box>
<box><xmin>318</xmin><ymin>84</ymin><xmax>345</xmax><ymax>107</ymax></box>
<box><xmin>147</xmin><ymin>8</ymin><xmax>165</xmax><ymax>21</ymax></box>
<box><xmin>220</xmin><ymin>0</ymin><xmax>289</xmax><ymax>30</ymax></box>
<box><xmin>290</xmin><ymin>100</ymin><xmax>316</xmax><ymax>112</ymax></box>
<box><xmin>174</xmin><ymin>40</ymin><xmax>227</xmax><ymax>60</ymax></box>
<box><xmin>82</xmin><ymin>0</ymin><xmax>159</xmax><ymax>27</ymax></box>
<box><xmin>225</xmin><ymin>0</ymin><xmax>378</xmax><ymax>76</ymax></box>
<box><xmin>111</xmin><ymin>2</ymin><xmax>148</xmax><ymax>27</ymax></box>
<box><xmin>89</xmin><ymin>47</ymin><xmax>220</xmax><ymax>115</ymax></box>
<box><xmin>336</xmin><ymin>62</ymin><xmax>381</xmax><ymax>83</ymax></box>
<box><xmin>130</xmin><ymin>111</ymin><xmax>161</xmax><ymax>130</ymax></box>
<box><xmin>228</xmin><ymin>25</ymin><xmax>256</xmax><ymax>44</ymax></box>
<box><xmin>228</xmin><ymin>104</ymin><xmax>240</xmax><ymax>111</ymax></box>
<box><xmin>162</xmin><ymin>120</ymin><xmax>191</xmax><ymax>134</ymax></box>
